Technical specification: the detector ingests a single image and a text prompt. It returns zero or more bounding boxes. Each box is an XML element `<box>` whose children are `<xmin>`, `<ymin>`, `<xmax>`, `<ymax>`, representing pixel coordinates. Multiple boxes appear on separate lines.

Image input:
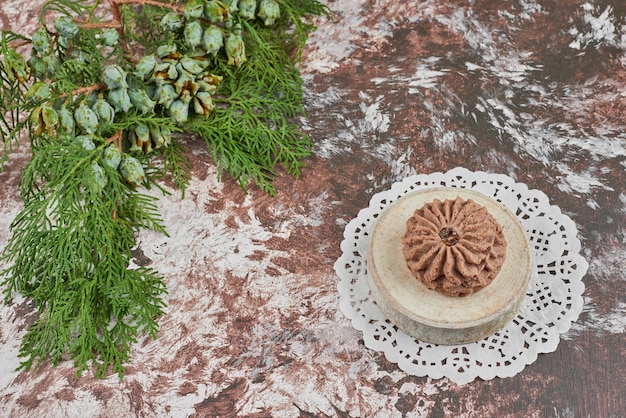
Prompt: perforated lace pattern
<box><xmin>334</xmin><ymin>168</ymin><xmax>587</xmax><ymax>385</ymax></box>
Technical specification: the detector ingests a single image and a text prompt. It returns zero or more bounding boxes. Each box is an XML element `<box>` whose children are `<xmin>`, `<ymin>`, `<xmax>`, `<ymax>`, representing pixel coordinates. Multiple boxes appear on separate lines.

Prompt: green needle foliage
<box><xmin>0</xmin><ymin>0</ymin><xmax>328</xmax><ymax>378</ymax></box>
<box><xmin>4</xmin><ymin>137</ymin><xmax>168</xmax><ymax>378</ymax></box>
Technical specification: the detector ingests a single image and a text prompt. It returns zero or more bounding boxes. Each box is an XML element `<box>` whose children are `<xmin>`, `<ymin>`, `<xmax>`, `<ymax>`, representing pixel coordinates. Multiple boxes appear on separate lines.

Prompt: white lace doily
<box><xmin>334</xmin><ymin>167</ymin><xmax>587</xmax><ymax>385</ymax></box>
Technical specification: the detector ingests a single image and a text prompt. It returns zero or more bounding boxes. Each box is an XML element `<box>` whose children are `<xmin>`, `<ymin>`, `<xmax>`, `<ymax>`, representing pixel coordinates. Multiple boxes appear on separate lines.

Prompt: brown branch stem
<box><xmin>77</xmin><ymin>22</ymin><xmax>121</xmax><ymax>30</ymax></box>
<box><xmin>106</xmin><ymin>129</ymin><xmax>123</xmax><ymax>151</ymax></box>
<box><xmin>107</xmin><ymin>0</ymin><xmax>130</xmax><ymax>57</ymax></box>
<box><xmin>60</xmin><ymin>83</ymin><xmax>107</xmax><ymax>99</ymax></box>
<box><xmin>7</xmin><ymin>40</ymin><xmax>31</xmax><ymax>49</ymax></box>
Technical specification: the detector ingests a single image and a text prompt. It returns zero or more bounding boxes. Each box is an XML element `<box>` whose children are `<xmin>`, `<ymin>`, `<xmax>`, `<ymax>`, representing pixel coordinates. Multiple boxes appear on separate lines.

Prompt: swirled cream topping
<box><xmin>402</xmin><ymin>197</ymin><xmax>507</xmax><ymax>296</ymax></box>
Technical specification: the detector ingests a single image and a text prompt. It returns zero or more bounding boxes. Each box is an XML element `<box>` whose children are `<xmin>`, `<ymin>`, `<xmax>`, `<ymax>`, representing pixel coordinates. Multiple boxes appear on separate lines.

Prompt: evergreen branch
<box><xmin>190</xmin><ymin>116</ymin><xmax>278</xmax><ymax>195</ymax></box>
<box><xmin>1</xmin><ymin>0</ymin><xmax>327</xmax><ymax>379</ymax></box>
<box><xmin>1</xmin><ymin>138</ymin><xmax>167</xmax><ymax>378</ymax></box>
<box><xmin>186</xmin><ymin>6</ymin><xmax>320</xmax><ymax>194</ymax></box>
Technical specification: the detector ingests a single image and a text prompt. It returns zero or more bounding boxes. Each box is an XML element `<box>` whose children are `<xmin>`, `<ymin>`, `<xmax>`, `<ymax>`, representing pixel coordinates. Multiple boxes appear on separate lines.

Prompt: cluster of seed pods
<box><xmin>177</xmin><ymin>0</ymin><xmax>282</xmax><ymax>62</ymax></box>
<box><xmin>133</xmin><ymin>46</ymin><xmax>223</xmax><ymax>126</ymax></box>
<box><xmin>24</xmin><ymin>0</ymin><xmax>282</xmax><ymax>190</ymax></box>
<box><xmin>153</xmin><ymin>0</ymin><xmax>282</xmax><ymax>119</ymax></box>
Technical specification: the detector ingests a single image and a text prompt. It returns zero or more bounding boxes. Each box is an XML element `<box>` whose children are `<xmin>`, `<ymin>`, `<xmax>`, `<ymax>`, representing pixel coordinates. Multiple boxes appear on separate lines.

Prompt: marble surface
<box><xmin>1</xmin><ymin>0</ymin><xmax>625</xmax><ymax>416</ymax></box>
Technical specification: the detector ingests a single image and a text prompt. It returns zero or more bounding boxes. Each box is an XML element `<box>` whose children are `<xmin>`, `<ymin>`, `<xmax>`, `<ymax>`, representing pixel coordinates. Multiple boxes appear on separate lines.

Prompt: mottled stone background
<box><xmin>1</xmin><ymin>0</ymin><xmax>625</xmax><ymax>417</ymax></box>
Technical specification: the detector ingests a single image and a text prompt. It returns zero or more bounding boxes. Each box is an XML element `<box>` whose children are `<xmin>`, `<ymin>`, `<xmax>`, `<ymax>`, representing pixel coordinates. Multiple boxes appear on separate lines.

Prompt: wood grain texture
<box><xmin>1</xmin><ymin>0</ymin><xmax>626</xmax><ymax>417</ymax></box>
<box><xmin>367</xmin><ymin>188</ymin><xmax>532</xmax><ymax>344</ymax></box>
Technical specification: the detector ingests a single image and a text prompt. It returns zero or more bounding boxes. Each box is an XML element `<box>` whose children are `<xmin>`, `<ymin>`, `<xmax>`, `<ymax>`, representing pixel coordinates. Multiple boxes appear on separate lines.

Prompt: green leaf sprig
<box><xmin>0</xmin><ymin>0</ymin><xmax>328</xmax><ymax>378</ymax></box>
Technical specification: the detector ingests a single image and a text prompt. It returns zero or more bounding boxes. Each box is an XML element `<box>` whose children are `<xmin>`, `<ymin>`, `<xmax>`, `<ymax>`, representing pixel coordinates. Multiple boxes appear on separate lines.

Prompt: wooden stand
<box><xmin>367</xmin><ymin>187</ymin><xmax>532</xmax><ymax>345</ymax></box>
